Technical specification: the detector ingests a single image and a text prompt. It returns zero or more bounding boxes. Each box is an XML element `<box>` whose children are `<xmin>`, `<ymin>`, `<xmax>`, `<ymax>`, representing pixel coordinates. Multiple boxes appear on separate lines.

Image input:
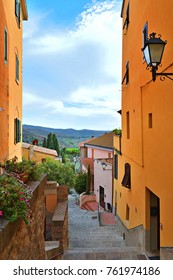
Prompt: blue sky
<box><xmin>23</xmin><ymin>0</ymin><xmax>122</xmax><ymax>130</ymax></box>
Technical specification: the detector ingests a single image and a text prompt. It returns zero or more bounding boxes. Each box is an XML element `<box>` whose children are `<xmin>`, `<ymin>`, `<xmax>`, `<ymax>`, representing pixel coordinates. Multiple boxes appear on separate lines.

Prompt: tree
<box><xmin>52</xmin><ymin>134</ymin><xmax>60</xmax><ymax>155</ymax></box>
<box><xmin>43</xmin><ymin>133</ymin><xmax>60</xmax><ymax>155</ymax></box>
<box><xmin>43</xmin><ymin>138</ymin><xmax>47</xmax><ymax>147</ymax></box>
<box><xmin>38</xmin><ymin>158</ymin><xmax>75</xmax><ymax>189</ymax></box>
<box><xmin>75</xmin><ymin>172</ymin><xmax>87</xmax><ymax>194</ymax></box>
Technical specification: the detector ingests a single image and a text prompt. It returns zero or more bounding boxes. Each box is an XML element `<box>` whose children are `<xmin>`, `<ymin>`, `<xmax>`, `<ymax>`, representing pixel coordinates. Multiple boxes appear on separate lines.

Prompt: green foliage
<box><xmin>74</xmin><ymin>172</ymin><xmax>87</xmax><ymax>194</ymax></box>
<box><xmin>43</xmin><ymin>138</ymin><xmax>47</xmax><ymax>147</ymax></box>
<box><xmin>2</xmin><ymin>158</ymin><xmax>41</xmax><ymax>181</ymax></box>
<box><xmin>0</xmin><ymin>173</ymin><xmax>32</xmax><ymax>223</ymax></box>
<box><xmin>113</xmin><ymin>128</ymin><xmax>122</xmax><ymax>135</ymax></box>
<box><xmin>38</xmin><ymin>158</ymin><xmax>75</xmax><ymax>188</ymax></box>
<box><xmin>65</xmin><ymin>148</ymin><xmax>80</xmax><ymax>156</ymax></box>
<box><xmin>43</xmin><ymin>133</ymin><xmax>60</xmax><ymax>154</ymax></box>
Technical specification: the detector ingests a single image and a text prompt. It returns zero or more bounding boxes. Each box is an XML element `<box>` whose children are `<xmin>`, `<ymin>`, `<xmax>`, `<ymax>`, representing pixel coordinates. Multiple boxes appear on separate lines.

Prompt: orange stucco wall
<box><xmin>0</xmin><ymin>1</ymin><xmax>8</xmax><ymax>163</ymax></box>
<box><xmin>114</xmin><ymin>0</ymin><xmax>173</xmax><ymax>247</ymax></box>
<box><xmin>0</xmin><ymin>1</ymin><xmax>27</xmax><ymax>163</ymax></box>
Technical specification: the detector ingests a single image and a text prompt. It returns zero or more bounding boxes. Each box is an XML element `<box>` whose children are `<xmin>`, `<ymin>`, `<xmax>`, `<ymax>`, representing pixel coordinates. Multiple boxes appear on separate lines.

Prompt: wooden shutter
<box><xmin>114</xmin><ymin>154</ymin><xmax>118</xmax><ymax>179</ymax></box>
<box><xmin>4</xmin><ymin>29</ymin><xmax>8</xmax><ymax>62</ymax></box>
<box><xmin>16</xmin><ymin>54</ymin><xmax>19</xmax><ymax>82</ymax></box>
<box><xmin>14</xmin><ymin>118</ymin><xmax>21</xmax><ymax>143</ymax></box>
<box><xmin>122</xmin><ymin>163</ymin><xmax>131</xmax><ymax>188</ymax></box>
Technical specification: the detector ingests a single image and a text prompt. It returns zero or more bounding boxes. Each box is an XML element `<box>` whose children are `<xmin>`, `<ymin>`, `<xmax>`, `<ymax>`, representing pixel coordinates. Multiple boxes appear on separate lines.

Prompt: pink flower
<box><xmin>19</xmin><ymin>197</ymin><xmax>24</xmax><ymax>201</ymax></box>
<box><xmin>0</xmin><ymin>211</ymin><xmax>3</xmax><ymax>217</ymax></box>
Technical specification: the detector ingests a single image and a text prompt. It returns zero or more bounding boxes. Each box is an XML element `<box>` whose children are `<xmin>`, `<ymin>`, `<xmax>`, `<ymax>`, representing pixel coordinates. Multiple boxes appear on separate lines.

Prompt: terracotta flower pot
<box><xmin>18</xmin><ymin>172</ymin><xmax>29</xmax><ymax>183</ymax></box>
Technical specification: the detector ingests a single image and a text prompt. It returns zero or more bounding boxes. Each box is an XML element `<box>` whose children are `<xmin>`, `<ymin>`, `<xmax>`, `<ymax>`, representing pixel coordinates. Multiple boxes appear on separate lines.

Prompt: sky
<box><xmin>23</xmin><ymin>0</ymin><xmax>123</xmax><ymax>130</ymax></box>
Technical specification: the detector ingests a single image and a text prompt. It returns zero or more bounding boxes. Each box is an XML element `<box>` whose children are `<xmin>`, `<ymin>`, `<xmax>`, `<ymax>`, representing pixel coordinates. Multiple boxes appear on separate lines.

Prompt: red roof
<box><xmin>81</xmin><ymin>158</ymin><xmax>94</xmax><ymax>173</ymax></box>
<box><xmin>78</xmin><ymin>138</ymin><xmax>95</xmax><ymax>148</ymax></box>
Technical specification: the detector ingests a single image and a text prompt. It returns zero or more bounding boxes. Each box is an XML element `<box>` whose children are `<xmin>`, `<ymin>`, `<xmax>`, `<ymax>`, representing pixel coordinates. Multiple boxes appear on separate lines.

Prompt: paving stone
<box><xmin>62</xmin><ymin>194</ymin><xmax>139</xmax><ymax>260</ymax></box>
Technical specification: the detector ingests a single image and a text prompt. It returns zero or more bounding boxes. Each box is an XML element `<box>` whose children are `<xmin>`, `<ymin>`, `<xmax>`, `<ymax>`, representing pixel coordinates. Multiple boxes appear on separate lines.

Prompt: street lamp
<box><xmin>142</xmin><ymin>32</ymin><xmax>173</xmax><ymax>81</ymax></box>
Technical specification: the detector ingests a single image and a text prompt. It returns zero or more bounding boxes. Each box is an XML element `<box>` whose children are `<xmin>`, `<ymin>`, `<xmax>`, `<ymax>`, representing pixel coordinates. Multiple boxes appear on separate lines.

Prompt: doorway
<box><xmin>150</xmin><ymin>191</ymin><xmax>160</xmax><ymax>252</ymax></box>
<box><xmin>99</xmin><ymin>186</ymin><xmax>105</xmax><ymax>208</ymax></box>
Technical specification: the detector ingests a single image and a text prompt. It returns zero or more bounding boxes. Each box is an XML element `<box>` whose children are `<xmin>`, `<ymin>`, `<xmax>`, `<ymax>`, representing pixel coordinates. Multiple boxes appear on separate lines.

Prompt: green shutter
<box><xmin>16</xmin><ymin>54</ymin><xmax>19</xmax><ymax>82</ymax></box>
<box><xmin>14</xmin><ymin>118</ymin><xmax>21</xmax><ymax>143</ymax></box>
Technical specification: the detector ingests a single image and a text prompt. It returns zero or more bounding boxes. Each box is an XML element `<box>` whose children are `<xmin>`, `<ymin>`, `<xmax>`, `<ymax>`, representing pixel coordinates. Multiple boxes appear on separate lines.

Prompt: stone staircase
<box><xmin>81</xmin><ymin>201</ymin><xmax>98</xmax><ymax>211</ymax></box>
<box><xmin>62</xmin><ymin>195</ymin><xmax>141</xmax><ymax>260</ymax></box>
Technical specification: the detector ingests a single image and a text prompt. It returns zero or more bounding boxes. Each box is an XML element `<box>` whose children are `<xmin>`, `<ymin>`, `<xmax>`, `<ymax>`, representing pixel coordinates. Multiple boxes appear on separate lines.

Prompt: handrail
<box><xmin>98</xmin><ymin>203</ymin><xmax>101</xmax><ymax>223</ymax></box>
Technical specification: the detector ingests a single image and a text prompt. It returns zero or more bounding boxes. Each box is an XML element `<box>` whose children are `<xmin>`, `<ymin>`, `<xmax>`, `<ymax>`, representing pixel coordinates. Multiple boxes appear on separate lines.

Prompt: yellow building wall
<box><xmin>1</xmin><ymin>1</ymin><xmax>27</xmax><ymax>162</ymax></box>
<box><xmin>0</xmin><ymin>1</ymin><xmax>9</xmax><ymax>163</ymax></box>
<box><xmin>116</xmin><ymin>0</ymin><xmax>173</xmax><ymax>248</ymax></box>
<box><xmin>22</xmin><ymin>148</ymin><xmax>56</xmax><ymax>164</ymax></box>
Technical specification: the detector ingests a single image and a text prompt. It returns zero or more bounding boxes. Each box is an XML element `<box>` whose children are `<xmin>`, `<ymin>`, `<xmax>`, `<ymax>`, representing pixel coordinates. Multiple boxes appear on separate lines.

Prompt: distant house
<box><xmin>22</xmin><ymin>143</ymin><xmax>58</xmax><ymax>163</ymax></box>
<box><xmin>79</xmin><ymin>131</ymin><xmax>116</xmax><ymax>211</ymax></box>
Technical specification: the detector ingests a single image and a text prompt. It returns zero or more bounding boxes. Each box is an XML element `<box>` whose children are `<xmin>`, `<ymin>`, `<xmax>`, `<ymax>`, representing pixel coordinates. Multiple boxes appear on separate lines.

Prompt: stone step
<box><xmin>64</xmin><ymin>246</ymin><xmax>138</xmax><ymax>253</ymax></box>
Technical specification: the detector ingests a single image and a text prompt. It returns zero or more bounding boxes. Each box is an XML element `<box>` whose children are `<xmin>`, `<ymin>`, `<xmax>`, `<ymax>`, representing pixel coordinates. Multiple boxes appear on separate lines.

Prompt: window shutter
<box><xmin>126</xmin><ymin>61</ymin><xmax>129</xmax><ymax>84</ymax></box>
<box><xmin>142</xmin><ymin>22</ymin><xmax>148</xmax><ymax>48</ymax></box>
<box><xmin>16</xmin><ymin>54</ymin><xmax>19</xmax><ymax>82</ymax></box>
<box><xmin>15</xmin><ymin>0</ymin><xmax>18</xmax><ymax>16</ymax></box>
<box><xmin>17</xmin><ymin>119</ymin><xmax>21</xmax><ymax>143</ymax></box>
<box><xmin>122</xmin><ymin>163</ymin><xmax>131</xmax><ymax>188</ymax></box>
<box><xmin>14</xmin><ymin>118</ymin><xmax>21</xmax><ymax>144</ymax></box>
<box><xmin>122</xmin><ymin>61</ymin><xmax>129</xmax><ymax>85</ymax></box>
<box><xmin>123</xmin><ymin>3</ymin><xmax>130</xmax><ymax>30</ymax></box>
<box><xmin>18</xmin><ymin>2</ymin><xmax>21</xmax><ymax>26</ymax></box>
<box><xmin>114</xmin><ymin>154</ymin><xmax>118</xmax><ymax>179</ymax></box>
<box><xmin>4</xmin><ymin>29</ymin><xmax>8</xmax><ymax>62</ymax></box>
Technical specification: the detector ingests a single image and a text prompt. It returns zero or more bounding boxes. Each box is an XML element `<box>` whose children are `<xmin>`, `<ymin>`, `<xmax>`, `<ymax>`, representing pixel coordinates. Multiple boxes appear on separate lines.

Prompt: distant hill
<box><xmin>22</xmin><ymin>124</ymin><xmax>110</xmax><ymax>148</ymax></box>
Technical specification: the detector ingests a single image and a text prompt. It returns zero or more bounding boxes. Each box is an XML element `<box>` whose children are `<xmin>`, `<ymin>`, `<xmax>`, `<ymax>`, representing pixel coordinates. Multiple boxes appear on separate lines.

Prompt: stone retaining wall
<box><xmin>0</xmin><ymin>175</ymin><xmax>47</xmax><ymax>260</ymax></box>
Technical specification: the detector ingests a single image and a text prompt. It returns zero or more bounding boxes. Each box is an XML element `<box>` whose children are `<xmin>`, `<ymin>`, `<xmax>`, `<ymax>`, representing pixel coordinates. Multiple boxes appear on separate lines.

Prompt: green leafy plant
<box><xmin>1</xmin><ymin>157</ymin><xmax>41</xmax><ymax>182</ymax></box>
<box><xmin>0</xmin><ymin>173</ymin><xmax>32</xmax><ymax>223</ymax></box>
<box><xmin>74</xmin><ymin>172</ymin><xmax>87</xmax><ymax>194</ymax></box>
<box><xmin>38</xmin><ymin>158</ymin><xmax>75</xmax><ymax>188</ymax></box>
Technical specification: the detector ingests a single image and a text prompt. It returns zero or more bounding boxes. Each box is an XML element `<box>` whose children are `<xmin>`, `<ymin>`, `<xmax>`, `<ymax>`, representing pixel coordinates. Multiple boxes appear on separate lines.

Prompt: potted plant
<box><xmin>0</xmin><ymin>157</ymin><xmax>41</xmax><ymax>183</ymax></box>
<box><xmin>0</xmin><ymin>172</ymin><xmax>32</xmax><ymax>223</ymax></box>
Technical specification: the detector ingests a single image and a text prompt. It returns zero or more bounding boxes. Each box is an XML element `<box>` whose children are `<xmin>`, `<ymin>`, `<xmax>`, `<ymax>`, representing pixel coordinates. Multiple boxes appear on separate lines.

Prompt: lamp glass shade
<box><xmin>143</xmin><ymin>34</ymin><xmax>166</xmax><ymax>67</ymax></box>
<box><xmin>143</xmin><ymin>45</ymin><xmax>150</xmax><ymax>65</ymax></box>
<box><xmin>149</xmin><ymin>43</ymin><xmax>165</xmax><ymax>66</ymax></box>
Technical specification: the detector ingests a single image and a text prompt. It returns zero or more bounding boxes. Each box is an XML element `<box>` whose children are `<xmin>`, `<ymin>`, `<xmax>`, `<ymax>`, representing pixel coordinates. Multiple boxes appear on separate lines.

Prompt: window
<box><xmin>123</xmin><ymin>3</ymin><xmax>130</xmax><ymax>30</ymax></box>
<box><xmin>126</xmin><ymin>204</ymin><xmax>130</xmax><ymax>221</ymax></box>
<box><xmin>108</xmin><ymin>152</ymin><xmax>111</xmax><ymax>158</ymax></box>
<box><xmin>122</xmin><ymin>61</ymin><xmax>129</xmax><ymax>85</ymax></box>
<box><xmin>114</xmin><ymin>154</ymin><xmax>118</xmax><ymax>179</ymax></box>
<box><xmin>4</xmin><ymin>28</ymin><xmax>8</xmax><ymax>63</ymax></box>
<box><xmin>14</xmin><ymin>118</ymin><xmax>21</xmax><ymax>144</ymax></box>
<box><xmin>15</xmin><ymin>0</ymin><xmax>20</xmax><ymax>27</ymax></box>
<box><xmin>148</xmin><ymin>113</ymin><xmax>153</xmax><ymax>128</ymax></box>
<box><xmin>142</xmin><ymin>22</ymin><xmax>148</xmax><ymax>60</ymax></box>
<box><xmin>122</xmin><ymin>163</ymin><xmax>131</xmax><ymax>189</ymax></box>
<box><xmin>15</xmin><ymin>54</ymin><xmax>19</xmax><ymax>83</ymax></box>
<box><xmin>142</xmin><ymin>22</ymin><xmax>148</xmax><ymax>48</ymax></box>
<box><xmin>126</xmin><ymin>111</ymin><xmax>130</xmax><ymax>139</ymax></box>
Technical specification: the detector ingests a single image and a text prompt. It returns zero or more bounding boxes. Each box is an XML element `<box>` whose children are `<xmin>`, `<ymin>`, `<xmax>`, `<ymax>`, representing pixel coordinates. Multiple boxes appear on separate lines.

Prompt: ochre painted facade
<box><xmin>22</xmin><ymin>143</ymin><xmax>58</xmax><ymax>163</ymax></box>
<box><xmin>0</xmin><ymin>0</ymin><xmax>28</xmax><ymax>163</ymax></box>
<box><xmin>114</xmin><ymin>0</ymin><xmax>173</xmax><ymax>259</ymax></box>
<box><xmin>0</xmin><ymin>1</ymin><xmax>9</xmax><ymax>163</ymax></box>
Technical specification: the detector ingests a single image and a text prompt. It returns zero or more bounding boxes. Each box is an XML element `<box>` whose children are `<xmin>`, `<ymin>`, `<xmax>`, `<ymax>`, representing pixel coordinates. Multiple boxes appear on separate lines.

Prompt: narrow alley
<box><xmin>62</xmin><ymin>194</ymin><xmax>143</xmax><ymax>260</ymax></box>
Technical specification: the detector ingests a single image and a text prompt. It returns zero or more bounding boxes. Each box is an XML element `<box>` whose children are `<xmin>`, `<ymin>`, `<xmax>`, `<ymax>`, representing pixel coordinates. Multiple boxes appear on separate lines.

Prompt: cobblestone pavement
<box><xmin>62</xmin><ymin>195</ymin><xmax>141</xmax><ymax>260</ymax></box>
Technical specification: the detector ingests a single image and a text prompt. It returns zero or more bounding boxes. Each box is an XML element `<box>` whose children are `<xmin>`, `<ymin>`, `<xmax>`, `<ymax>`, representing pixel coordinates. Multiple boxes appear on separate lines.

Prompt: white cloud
<box><xmin>23</xmin><ymin>0</ymin><xmax>122</xmax><ymax>130</ymax></box>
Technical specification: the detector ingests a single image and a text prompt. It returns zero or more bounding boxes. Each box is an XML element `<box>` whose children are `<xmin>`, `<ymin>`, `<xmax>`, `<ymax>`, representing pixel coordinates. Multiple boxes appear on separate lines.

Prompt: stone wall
<box><xmin>160</xmin><ymin>248</ymin><xmax>173</xmax><ymax>260</ymax></box>
<box><xmin>52</xmin><ymin>201</ymin><xmax>68</xmax><ymax>250</ymax></box>
<box><xmin>44</xmin><ymin>182</ymin><xmax>69</xmax><ymax>257</ymax></box>
<box><xmin>0</xmin><ymin>175</ymin><xmax>47</xmax><ymax>260</ymax></box>
<box><xmin>115</xmin><ymin>214</ymin><xmax>144</xmax><ymax>252</ymax></box>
